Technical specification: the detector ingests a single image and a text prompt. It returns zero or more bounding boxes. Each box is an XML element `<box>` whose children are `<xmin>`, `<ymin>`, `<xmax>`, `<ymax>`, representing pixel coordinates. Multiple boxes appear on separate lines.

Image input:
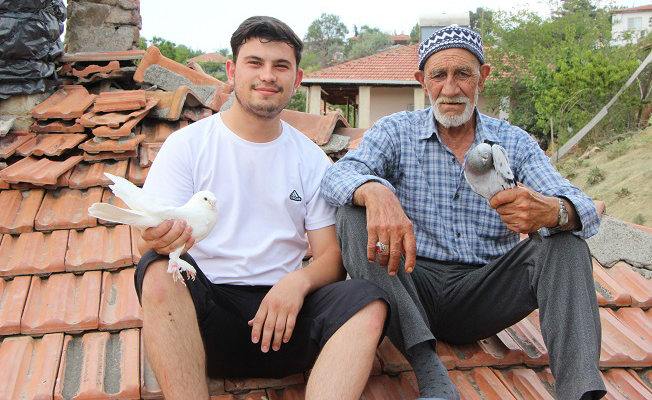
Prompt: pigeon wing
<box><xmin>491</xmin><ymin>144</ymin><xmax>516</xmax><ymax>191</ymax></box>
<box><xmin>88</xmin><ymin>203</ymin><xmax>163</xmax><ymax>230</ymax></box>
<box><xmin>104</xmin><ymin>173</ymin><xmax>174</xmax><ymax>215</ymax></box>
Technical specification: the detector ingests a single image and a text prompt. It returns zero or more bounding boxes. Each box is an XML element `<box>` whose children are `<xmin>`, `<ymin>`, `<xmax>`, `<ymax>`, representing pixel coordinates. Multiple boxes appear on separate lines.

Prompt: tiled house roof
<box><xmin>303</xmin><ymin>45</ymin><xmax>421</xmax><ymax>84</ymax></box>
<box><xmin>613</xmin><ymin>4</ymin><xmax>652</xmax><ymax>13</ymax></box>
<box><xmin>1</xmin><ymin>46</ymin><xmax>652</xmax><ymax>399</ymax></box>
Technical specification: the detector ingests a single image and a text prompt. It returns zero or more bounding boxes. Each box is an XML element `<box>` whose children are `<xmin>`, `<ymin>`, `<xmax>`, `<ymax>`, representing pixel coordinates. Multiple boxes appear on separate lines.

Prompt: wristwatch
<box><xmin>556</xmin><ymin>198</ymin><xmax>569</xmax><ymax>229</ymax></box>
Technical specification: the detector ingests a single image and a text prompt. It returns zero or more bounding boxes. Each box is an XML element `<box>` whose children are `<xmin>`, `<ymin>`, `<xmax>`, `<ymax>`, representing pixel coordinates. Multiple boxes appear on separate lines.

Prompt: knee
<box><xmin>361</xmin><ymin>299</ymin><xmax>388</xmax><ymax>336</ymax></box>
<box><xmin>141</xmin><ymin>259</ymin><xmax>180</xmax><ymax>306</ymax></box>
<box><xmin>545</xmin><ymin>232</ymin><xmax>591</xmax><ymax>262</ymax></box>
<box><xmin>336</xmin><ymin>205</ymin><xmax>367</xmax><ymax>233</ymax></box>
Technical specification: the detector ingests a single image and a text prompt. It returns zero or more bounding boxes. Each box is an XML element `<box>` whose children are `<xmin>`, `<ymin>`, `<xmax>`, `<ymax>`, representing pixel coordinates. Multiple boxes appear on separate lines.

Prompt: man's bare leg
<box><xmin>306</xmin><ymin>299</ymin><xmax>387</xmax><ymax>399</ymax></box>
<box><xmin>141</xmin><ymin>259</ymin><xmax>210</xmax><ymax>399</ymax></box>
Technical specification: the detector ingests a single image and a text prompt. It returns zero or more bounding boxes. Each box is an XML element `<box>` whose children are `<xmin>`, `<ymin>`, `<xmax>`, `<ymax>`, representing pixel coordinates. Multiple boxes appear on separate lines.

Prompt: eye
<box><xmin>204</xmin><ymin>197</ymin><xmax>207</xmax><ymax>201</ymax></box>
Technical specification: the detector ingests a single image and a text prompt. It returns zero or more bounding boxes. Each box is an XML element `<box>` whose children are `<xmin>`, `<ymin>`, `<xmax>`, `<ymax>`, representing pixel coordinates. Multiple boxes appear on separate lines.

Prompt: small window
<box><xmin>628</xmin><ymin>17</ymin><xmax>642</xmax><ymax>31</ymax></box>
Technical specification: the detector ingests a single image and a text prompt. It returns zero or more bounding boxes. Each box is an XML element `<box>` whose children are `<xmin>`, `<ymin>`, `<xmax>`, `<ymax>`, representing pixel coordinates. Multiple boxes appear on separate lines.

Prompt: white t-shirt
<box><xmin>143</xmin><ymin>113</ymin><xmax>336</xmax><ymax>285</ymax></box>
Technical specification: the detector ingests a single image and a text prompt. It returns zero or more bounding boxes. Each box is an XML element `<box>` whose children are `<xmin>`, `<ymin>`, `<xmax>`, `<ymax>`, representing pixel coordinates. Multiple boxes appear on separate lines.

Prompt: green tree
<box><xmin>286</xmin><ymin>88</ymin><xmax>307</xmax><ymax>112</ymax></box>
<box><xmin>348</xmin><ymin>26</ymin><xmax>392</xmax><ymax>60</ymax></box>
<box><xmin>484</xmin><ymin>1</ymin><xmax>641</xmax><ymax>149</ymax></box>
<box><xmin>469</xmin><ymin>7</ymin><xmax>496</xmax><ymax>44</ymax></box>
<box><xmin>304</xmin><ymin>13</ymin><xmax>349</xmax><ymax>68</ymax></box>
<box><xmin>146</xmin><ymin>36</ymin><xmax>203</xmax><ymax>63</ymax></box>
<box><xmin>410</xmin><ymin>23</ymin><xmax>420</xmax><ymax>44</ymax></box>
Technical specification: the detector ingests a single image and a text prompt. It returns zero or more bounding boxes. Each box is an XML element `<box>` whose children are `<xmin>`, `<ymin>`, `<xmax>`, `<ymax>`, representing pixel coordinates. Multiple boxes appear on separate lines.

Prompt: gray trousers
<box><xmin>336</xmin><ymin>205</ymin><xmax>606</xmax><ymax>400</ymax></box>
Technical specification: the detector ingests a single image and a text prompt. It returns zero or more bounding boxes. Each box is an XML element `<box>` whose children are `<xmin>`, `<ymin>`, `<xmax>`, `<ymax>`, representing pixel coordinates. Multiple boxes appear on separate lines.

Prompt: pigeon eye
<box><xmin>204</xmin><ymin>196</ymin><xmax>207</xmax><ymax>201</ymax></box>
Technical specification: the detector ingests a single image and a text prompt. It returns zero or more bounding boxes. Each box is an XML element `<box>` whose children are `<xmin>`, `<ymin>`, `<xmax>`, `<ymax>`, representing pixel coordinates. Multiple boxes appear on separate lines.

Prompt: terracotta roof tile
<box><xmin>614</xmin><ymin>307</ymin><xmax>652</xmax><ymax>343</ymax></box>
<box><xmin>0</xmin><ymin>155</ymin><xmax>83</xmax><ymax>186</ymax></box>
<box><xmin>135</xmin><ymin>46</ymin><xmax>230</xmax><ymax>111</ymax></box>
<box><xmin>139</xmin><ymin>142</ymin><xmax>161</xmax><ymax>167</ymax></box>
<box><xmin>131</xmin><ymin>226</ymin><xmax>141</xmax><ymax>264</ymax></box>
<box><xmin>448</xmin><ymin>368</ymin><xmax>515</xmax><ymax>399</ymax></box>
<box><xmin>0</xmin><ymin>333</ymin><xmax>64</xmax><ymax>398</ymax></box>
<box><xmin>15</xmin><ymin>133</ymin><xmax>88</xmax><ymax>157</ymax></box>
<box><xmin>304</xmin><ymin>45</ymin><xmax>419</xmax><ymax>83</ymax></box>
<box><xmin>21</xmin><ymin>271</ymin><xmax>101</xmax><ymax>335</ymax></box>
<box><xmin>95</xmin><ymin>90</ymin><xmax>147</xmax><ymax>113</ymax></box>
<box><xmin>65</xmin><ymin>224</ymin><xmax>133</xmax><ymax>272</ymax></box>
<box><xmin>54</xmin><ymin>329</ymin><xmax>140</xmax><ymax>399</ymax></box>
<box><xmin>31</xmin><ymin>85</ymin><xmax>96</xmax><ymax>120</ymax></box>
<box><xmin>266</xmin><ymin>383</ymin><xmax>306</xmax><ymax>399</ymax></box>
<box><xmin>83</xmin><ymin>149</ymin><xmax>138</xmax><ymax>162</ymax></box>
<box><xmin>376</xmin><ymin>336</ymin><xmax>411</xmax><ymax>374</ymax></box>
<box><xmin>603</xmin><ymin>368</ymin><xmax>652</xmax><ymax>398</ymax></box>
<box><xmin>494</xmin><ymin>368</ymin><xmax>555</xmax><ymax>399</ymax></box>
<box><xmin>0</xmin><ymin>189</ymin><xmax>45</xmax><ymax>234</ymax></box>
<box><xmin>443</xmin><ymin>331</ymin><xmax>524</xmax><ymax>368</ymax></box>
<box><xmin>0</xmin><ymin>276</ymin><xmax>31</xmax><ymax>335</ymax></box>
<box><xmin>225</xmin><ymin>374</ymin><xmax>304</xmax><ymax>393</ymax></box>
<box><xmin>280</xmin><ymin>110</ymin><xmax>350</xmax><ymax>145</ymax></box>
<box><xmin>599</xmin><ymin>307</ymin><xmax>652</xmax><ymax>367</ymax></box>
<box><xmin>435</xmin><ymin>338</ymin><xmax>456</xmax><ymax>369</ymax></box>
<box><xmin>99</xmin><ymin>268</ymin><xmax>142</xmax><ymax>331</ymax></box>
<box><xmin>79</xmin><ymin>98</ymin><xmax>158</xmax><ymax>129</ymax></box>
<box><xmin>101</xmin><ymin>188</ymin><xmax>129</xmax><ymax>226</ymax></box>
<box><xmin>593</xmin><ymin>259</ymin><xmax>633</xmax><ymax>307</ymax></box>
<box><xmin>30</xmin><ymin>118</ymin><xmax>86</xmax><ymax>133</ymax></box>
<box><xmin>80</xmin><ymin>134</ymin><xmax>145</xmax><ymax>153</ymax></box>
<box><xmin>362</xmin><ymin>373</ymin><xmax>415</xmax><ymax>399</ymax></box>
<box><xmin>603</xmin><ymin>262</ymin><xmax>652</xmax><ymax>308</ymax></box>
<box><xmin>9</xmin><ymin>168</ymin><xmax>74</xmax><ymax>190</ymax></box>
<box><xmin>127</xmin><ymin>158</ymin><xmax>149</xmax><ymax>185</ymax></box>
<box><xmin>69</xmin><ymin>159</ymin><xmax>129</xmax><ymax>189</ymax></box>
<box><xmin>59</xmin><ymin>50</ymin><xmax>145</xmax><ymax>63</ymax></box>
<box><xmin>71</xmin><ymin>60</ymin><xmax>121</xmax><ymax>78</ymax></box>
<box><xmin>504</xmin><ymin>310</ymin><xmax>549</xmax><ymax>366</ymax></box>
<box><xmin>0</xmin><ymin>230</ymin><xmax>68</xmax><ymax>277</ymax></box>
<box><xmin>91</xmin><ymin>116</ymin><xmax>144</xmax><ymax>138</ymax></box>
<box><xmin>141</xmin><ymin>119</ymin><xmax>187</xmax><ymax>143</ymax></box>
<box><xmin>34</xmin><ymin>187</ymin><xmax>103</xmax><ymax>231</ymax></box>
<box><xmin>146</xmin><ymin>86</ymin><xmax>205</xmax><ymax>121</ymax></box>
<box><xmin>0</xmin><ymin>132</ymin><xmax>36</xmax><ymax>159</ymax></box>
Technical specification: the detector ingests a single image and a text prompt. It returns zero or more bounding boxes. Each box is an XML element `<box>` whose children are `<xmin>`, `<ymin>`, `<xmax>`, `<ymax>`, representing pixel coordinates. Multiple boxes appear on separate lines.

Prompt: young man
<box><xmin>321</xmin><ymin>25</ymin><xmax>605</xmax><ymax>400</ymax></box>
<box><xmin>135</xmin><ymin>16</ymin><xmax>388</xmax><ymax>400</ymax></box>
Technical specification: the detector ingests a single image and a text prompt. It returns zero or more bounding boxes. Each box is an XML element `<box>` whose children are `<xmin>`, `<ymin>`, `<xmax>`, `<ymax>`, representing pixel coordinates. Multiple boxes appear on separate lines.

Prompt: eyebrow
<box><xmin>242</xmin><ymin>55</ymin><xmax>293</xmax><ymax>66</ymax></box>
<box><xmin>429</xmin><ymin>66</ymin><xmax>474</xmax><ymax>77</ymax></box>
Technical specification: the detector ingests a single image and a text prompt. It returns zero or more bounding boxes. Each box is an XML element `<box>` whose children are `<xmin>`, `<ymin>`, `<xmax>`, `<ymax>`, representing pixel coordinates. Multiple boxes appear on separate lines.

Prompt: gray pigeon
<box><xmin>464</xmin><ymin>141</ymin><xmax>543</xmax><ymax>242</ymax></box>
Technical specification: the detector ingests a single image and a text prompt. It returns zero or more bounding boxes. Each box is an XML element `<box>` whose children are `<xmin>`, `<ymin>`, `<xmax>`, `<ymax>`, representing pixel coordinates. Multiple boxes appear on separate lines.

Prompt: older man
<box><xmin>321</xmin><ymin>25</ymin><xmax>606</xmax><ymax>400</ymax></box>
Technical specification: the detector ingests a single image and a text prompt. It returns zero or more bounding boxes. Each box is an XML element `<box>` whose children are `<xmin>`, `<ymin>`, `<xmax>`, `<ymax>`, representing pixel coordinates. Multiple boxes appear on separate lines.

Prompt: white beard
<box><xmin>431</xmin><ymin>90</ymin><xmax>478</xmax><ymax>128</ymax></box>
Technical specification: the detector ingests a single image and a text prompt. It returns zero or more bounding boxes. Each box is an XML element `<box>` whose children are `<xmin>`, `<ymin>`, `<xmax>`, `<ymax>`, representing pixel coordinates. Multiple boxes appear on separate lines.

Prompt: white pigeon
<box><xmin>464</xmin><ymin>141</ymin><xmax>543</xmax><ymax>242</ymax></box>
<box><xmin>88</xmin><ymin>173</ymin><xmax>218</xmax><ymax>282</ymax></box>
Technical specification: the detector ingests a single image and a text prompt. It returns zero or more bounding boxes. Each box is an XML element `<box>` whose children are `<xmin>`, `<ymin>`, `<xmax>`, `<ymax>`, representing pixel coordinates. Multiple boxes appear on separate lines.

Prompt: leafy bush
<box><xmin>586</xmin><ymin>167</ymin><xmax>606</xmax><ymax>185</ymax></box>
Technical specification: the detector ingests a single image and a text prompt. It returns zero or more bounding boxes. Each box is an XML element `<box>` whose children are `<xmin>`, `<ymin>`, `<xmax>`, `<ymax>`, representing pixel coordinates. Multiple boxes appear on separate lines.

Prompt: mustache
<box><xmin>251</xmin><ymin>83</ymin><xmax>283</xmax><ymax>92</ymax></box>
<box><xmin>435</xmin><ymin>96</ymin><xmax>470</xmax><ymax>105</ymax></box>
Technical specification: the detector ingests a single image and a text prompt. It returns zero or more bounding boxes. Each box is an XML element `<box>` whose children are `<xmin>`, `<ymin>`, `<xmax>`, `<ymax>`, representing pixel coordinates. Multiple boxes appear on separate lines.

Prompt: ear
<box><xmin>478</xmin><ymin>63</ymin><xmax>491</xmax><ymax>92</ymax></box>
<box><xmin>293</xmin><ymin>68</ymin><xmax>304</xmax><ymax>93</ymax></box>
<box><xmin>226</xmin><ymin>59</ymin><xmax>236</xmax><ymax>86</ymax></box>
<box><xmin>414</xmin><ymin>70</ymin><xmax>426</xmax><ymax>89</ymax></box>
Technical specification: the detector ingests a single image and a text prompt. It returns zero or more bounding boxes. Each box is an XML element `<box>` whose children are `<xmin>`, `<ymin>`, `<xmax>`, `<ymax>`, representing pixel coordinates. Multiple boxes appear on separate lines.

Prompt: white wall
<box><xmin>612</xmin><ymin>11</ymin><xmax>652</xmax><ymax>46</ymax></box>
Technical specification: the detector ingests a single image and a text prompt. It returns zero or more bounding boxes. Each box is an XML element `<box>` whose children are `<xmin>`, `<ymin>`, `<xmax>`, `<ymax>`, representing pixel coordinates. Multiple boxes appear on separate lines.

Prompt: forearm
<box><xmin>293</xmin><ymin>246</ymin><xmax>346</xmax><ymax>295</ymax></box>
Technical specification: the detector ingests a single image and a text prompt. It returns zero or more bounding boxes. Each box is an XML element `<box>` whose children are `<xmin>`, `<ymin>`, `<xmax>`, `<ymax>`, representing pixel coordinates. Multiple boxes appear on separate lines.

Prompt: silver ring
<box><xmin>375</xmin><ymin>241</ymin><xmax>388</xmax><ymax>253</ymax></box>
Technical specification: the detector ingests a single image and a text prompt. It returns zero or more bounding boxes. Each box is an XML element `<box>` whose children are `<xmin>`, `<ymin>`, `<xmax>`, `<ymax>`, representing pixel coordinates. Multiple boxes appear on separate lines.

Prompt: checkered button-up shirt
<box><xmin>321</xmin><ymin>108</ymin><xmax>600</xmax><ymax>265</ymax></box>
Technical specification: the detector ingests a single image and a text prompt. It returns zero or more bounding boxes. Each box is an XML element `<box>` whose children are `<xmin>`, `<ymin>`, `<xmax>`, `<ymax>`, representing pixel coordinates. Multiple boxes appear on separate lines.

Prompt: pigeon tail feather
<box><xmin>88</xmin><ymin>203</ymin><xmax>160</xmax><ymax>229</ymax></box>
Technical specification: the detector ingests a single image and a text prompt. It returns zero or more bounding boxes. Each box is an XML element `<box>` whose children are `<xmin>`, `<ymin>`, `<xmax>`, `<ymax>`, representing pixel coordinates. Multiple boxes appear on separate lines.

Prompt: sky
<box><xmin>134</xmin><ymin>0</ymin><xmax>652</xmax><ymax>53</ymax></box>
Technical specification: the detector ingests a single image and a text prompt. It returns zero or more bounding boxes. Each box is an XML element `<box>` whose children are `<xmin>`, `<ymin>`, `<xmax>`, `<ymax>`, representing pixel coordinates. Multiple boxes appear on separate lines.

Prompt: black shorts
<box><xmin>134</xmin><ymin>251</ymin><xmax>389</xmax><ymax>379</ymax></box>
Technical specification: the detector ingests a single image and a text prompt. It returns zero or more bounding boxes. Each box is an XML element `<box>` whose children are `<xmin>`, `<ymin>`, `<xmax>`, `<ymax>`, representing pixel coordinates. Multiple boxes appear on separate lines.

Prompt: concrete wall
<box><xmin>65</xmin><ymin>0</ymin><xmax>141</xmax><ymax>53</ymax></box>
<box><xmin>612</xmin><ymin>11</ymin><xmax>652</xmax><ymax>46</ymax></box>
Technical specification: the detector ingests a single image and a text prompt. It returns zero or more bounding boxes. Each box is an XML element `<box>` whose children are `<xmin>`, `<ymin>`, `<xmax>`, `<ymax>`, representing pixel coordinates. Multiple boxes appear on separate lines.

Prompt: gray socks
<box><xmin>406</xmin><ymin>341</ymin><xmax>460</xmax><ymax>400</ymax></box>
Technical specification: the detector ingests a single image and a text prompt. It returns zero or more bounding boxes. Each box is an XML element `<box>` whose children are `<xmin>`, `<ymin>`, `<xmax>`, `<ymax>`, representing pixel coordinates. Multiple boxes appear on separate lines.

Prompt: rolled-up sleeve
<box><xmin>321</xmin><ymin>117</ymin><xmax>399</xmax><ymax>206</ymax></box>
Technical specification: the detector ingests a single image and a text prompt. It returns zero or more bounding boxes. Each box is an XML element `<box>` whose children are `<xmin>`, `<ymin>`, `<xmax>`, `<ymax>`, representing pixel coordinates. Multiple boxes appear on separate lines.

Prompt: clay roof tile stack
<box><xmin>1</xmin><ymin>45</ymin><xmax>652</xmax><ymax>399</ymax></box>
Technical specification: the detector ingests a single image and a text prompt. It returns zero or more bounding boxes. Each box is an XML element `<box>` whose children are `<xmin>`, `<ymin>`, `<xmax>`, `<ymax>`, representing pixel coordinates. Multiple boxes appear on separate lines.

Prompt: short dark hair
<box><xmin>231</xmin><ymin>16</ymin><xmax>303</xmax><ymax>67</ymax></box>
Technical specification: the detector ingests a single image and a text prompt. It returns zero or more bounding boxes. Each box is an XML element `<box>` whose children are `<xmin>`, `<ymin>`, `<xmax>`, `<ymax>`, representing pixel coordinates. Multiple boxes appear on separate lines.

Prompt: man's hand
<box><xmin>489</xmin><ymin>183</ymin><xmax>558</xmax><ymax>234</ymax></box>
<box><xmin>353</xmin><ymin>182</ymin><xmax>417</xmax><ymax>276</ymax></box>
<box><xmin>139</xmin><ymin>219</ymin><xmax>195</xmax><ymax>255</ymax></box>
<box><xmin>248</xmin><ymin>271</ymin><xmax>310</xmax><ymax>353</ymax></box>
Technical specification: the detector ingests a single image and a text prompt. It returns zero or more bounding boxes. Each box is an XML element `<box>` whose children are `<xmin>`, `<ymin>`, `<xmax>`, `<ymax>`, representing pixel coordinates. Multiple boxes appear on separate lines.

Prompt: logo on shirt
<box><xmin>289</xmin><ymin>190</ymin><xmax>302</xmax><ymax>201</ymax></box>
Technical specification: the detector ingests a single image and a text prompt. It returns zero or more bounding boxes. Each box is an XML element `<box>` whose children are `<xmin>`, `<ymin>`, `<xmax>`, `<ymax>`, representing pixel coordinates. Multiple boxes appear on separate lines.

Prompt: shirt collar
<box><xmin>419</xmin><ymin>107</ymin><xmax>501</xmax><ymax>145</ymax></box>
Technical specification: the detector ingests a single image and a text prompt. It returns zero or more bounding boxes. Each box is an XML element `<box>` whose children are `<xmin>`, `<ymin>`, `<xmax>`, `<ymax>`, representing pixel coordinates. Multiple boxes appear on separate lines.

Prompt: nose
<box><xmin>441</xmin><ymin>75</ymin><xmax>461</xmax><ymax>98</ymax></box>
<box><xmin>259</xmin><ymin>64</ymin><xmax>277</xmax><ymax>83</ymax></box>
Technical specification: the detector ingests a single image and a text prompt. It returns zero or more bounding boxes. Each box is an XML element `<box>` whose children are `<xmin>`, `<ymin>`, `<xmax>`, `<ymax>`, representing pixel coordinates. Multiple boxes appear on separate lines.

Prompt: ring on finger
<box><xmin>376</xmin><ymin>241</ymin><xmax>388</xmax><ymax>254</ymax></box>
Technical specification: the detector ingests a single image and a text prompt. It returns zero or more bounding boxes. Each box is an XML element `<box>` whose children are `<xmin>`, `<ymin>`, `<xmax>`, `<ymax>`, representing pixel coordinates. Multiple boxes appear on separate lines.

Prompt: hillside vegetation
<box><xmin>556</xmin><ymin>127</ymin><xmax>652</xmax><ymax>227</ymax></box>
